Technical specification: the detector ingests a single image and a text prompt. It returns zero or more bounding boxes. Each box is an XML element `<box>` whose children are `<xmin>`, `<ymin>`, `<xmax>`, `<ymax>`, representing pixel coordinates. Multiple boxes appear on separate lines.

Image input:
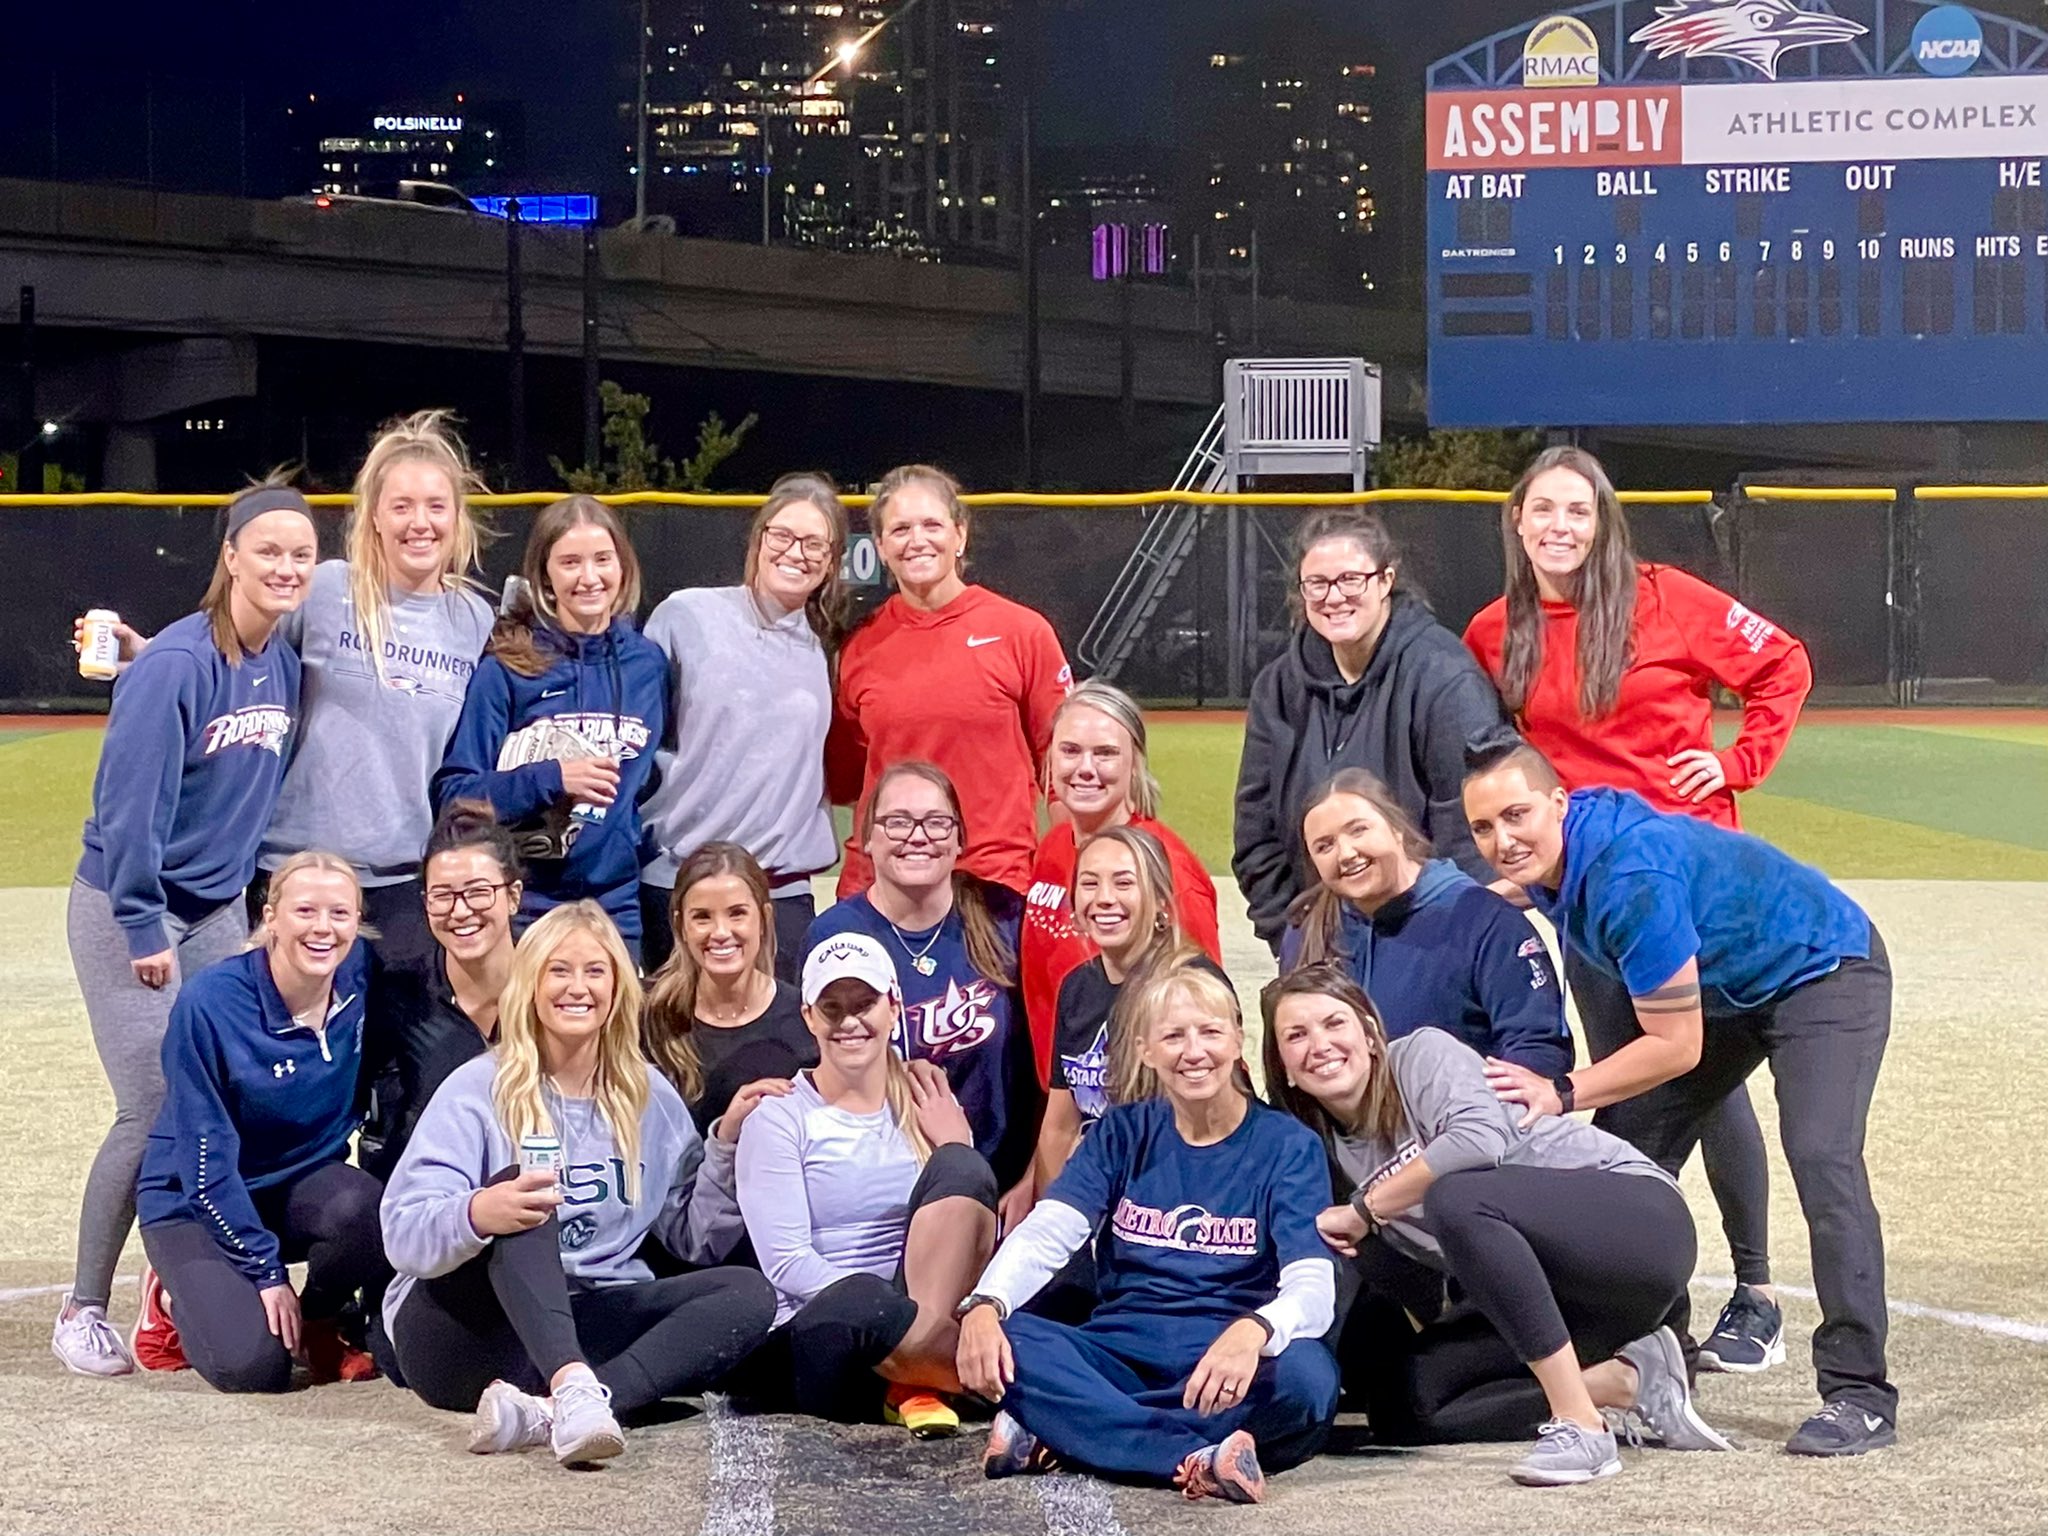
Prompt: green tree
<box><xmin>1373</xmin><ymin>428</ymin><xmax>1543</xmax><ymax>492</ymax></box>
<box><xmin>550</xmin><ymin>381</ymin><xmax>758</xmax><ymax>493</ymax></box>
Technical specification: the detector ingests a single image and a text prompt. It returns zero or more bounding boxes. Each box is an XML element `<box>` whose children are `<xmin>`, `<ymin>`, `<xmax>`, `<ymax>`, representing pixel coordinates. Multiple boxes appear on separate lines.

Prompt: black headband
<box><xmin>226</xmin><ymin>486</ymin><xmax>314</xmax><ymax>540</ymax></box>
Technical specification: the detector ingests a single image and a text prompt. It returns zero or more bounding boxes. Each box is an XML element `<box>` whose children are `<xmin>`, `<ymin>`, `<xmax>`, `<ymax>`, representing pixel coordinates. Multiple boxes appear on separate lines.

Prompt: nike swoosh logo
<box><xmin>540</xmin><ymin>688</ymin><xmax>569</xmax><ymax>699</ymax></box>
<box><xmin>249</xmin><ymin>676</ymin><xmax>268</xmax><ymax>688</ymax></box>
<box><xmin>966</xmin><ymin>636</ymin><xmax>1001</xmax><ymax>648</ymax></box>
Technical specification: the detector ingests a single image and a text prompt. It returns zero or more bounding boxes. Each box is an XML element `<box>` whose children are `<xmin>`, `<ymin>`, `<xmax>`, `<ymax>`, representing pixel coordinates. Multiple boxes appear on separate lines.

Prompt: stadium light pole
<box><xmin>634</xmin><ymin>0</ymin><xmax>650</xmax><ymax>228</ymax></box>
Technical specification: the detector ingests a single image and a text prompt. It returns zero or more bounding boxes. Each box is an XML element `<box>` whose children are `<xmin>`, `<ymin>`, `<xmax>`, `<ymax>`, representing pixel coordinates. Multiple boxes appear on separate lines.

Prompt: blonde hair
<box><xmin>644</xmin><ymin>842</ymin><xmax>777</xmax><ymax>1102</ymax></box>
<box><xmin>806</xmin><ymin>982</ymin><xmax>934</xmax><ymax>1166</ymax></box>
<box><xmin>254</xmin><ymin>850</ymin><xmax>370</xmax><ymax>948</ymax></box>
<box><xmin>347</xmin><ymin>411</ymin><xmax>490</xmax><ymax>679</ymax></box>
<box><xmin>1108</xmin><ymin>960</ymin><xmax>1245</xmax><ymax>1108</ymax></box>
<box><xmin>1048</xmin><ymin>681</ymin><xmax>1162</xmax><ymax>820</ymax></box>
<box><xmin>492</xmin><ymin>902</ymin><xmax>650</xmax><ymax>1200</ymax></box>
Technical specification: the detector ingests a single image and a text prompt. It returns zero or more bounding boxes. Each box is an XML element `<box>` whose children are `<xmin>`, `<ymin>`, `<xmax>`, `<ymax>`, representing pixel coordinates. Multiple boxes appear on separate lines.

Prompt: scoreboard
<box><xmin>1425</xmin><ymin>0</ymin><xmax>2048</xmax><ymax>427</ymax></box>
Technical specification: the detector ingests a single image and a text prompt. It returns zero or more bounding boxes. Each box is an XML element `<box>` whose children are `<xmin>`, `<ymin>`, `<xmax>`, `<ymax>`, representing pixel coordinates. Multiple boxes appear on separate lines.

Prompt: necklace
<box><xmin>700</xmin><ymin>973</ymin><xmax>767</xmax><ymax>1024</ymax></box>
<box><xmin>884</xmin><ymin>915</ymin><xmax>944</xmax><ymax>977</ymax></box>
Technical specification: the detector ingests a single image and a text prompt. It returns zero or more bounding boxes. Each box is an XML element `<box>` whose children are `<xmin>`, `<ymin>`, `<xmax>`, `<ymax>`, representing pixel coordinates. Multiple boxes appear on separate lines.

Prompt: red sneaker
<box><xmin>129</xmin><ymin>1266</ymin><xmax>188</xmax><ymax>1373</ymax></box>
<box><xmin>300</xmin><ymin>1318</ymin><xmax>381</xmax><ymax>1385</ymax></box>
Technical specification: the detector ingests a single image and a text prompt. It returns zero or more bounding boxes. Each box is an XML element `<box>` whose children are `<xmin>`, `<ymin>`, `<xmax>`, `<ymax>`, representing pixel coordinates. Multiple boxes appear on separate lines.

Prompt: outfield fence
<box><xmin>4</xmin><ymin>483</ymin><xmax>2046</xmax><ymax>709</ymax></box>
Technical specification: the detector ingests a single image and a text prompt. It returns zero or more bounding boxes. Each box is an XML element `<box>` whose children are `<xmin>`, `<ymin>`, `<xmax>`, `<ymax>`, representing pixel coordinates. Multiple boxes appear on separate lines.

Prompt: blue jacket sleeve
<box><xmin>1471</xmin><ymin>908</ymin><xmax>1572</xmax><ymax>1078</ymax></box>
<box><xmin>97</xmin><ymin>651</ymin><xmax>207</xmax><ymax>960</ymax></box>
<box><xmin>430</xmin><ymin>658</ymin><xmax>563</xmax><ymax>824</ymax></box>
<box><xmin>160</xmin><ymin>993</ymin><xmax>284</xmax><ymax>1288</ymax></box>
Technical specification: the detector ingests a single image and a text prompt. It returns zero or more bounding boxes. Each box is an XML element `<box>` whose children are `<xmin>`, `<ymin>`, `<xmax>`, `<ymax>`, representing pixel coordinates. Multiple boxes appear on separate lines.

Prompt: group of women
<box><xmin>54</xmin><ymin>421</ymin><xmax>1850</xmax><ymax>1497</ymax></box>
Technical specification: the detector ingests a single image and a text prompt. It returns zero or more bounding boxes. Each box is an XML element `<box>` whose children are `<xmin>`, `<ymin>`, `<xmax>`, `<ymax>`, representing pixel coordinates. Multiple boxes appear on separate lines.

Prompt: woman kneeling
<box><xmin>1263</xmin><ymin>965</ymin><xmax>1729</xmax><ymax>1486</ymax></box>
<box><xmin>957</xmin><ymin>963</ymin><xmax>1340</xmax><ymax>1504</ymax></box>
<box><xmin>380</xmin><ymin>901</ymin><xmax>776</xmax><ymax>1467</ymax></box>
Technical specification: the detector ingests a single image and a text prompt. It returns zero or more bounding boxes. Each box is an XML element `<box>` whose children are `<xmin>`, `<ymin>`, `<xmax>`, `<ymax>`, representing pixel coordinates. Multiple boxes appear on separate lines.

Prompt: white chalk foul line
<box><xmin>1036</xmin><ymin>1473</ymin><xmax>1130</xmax><ymax>1536</ymax></box>
<box><xmin>698</xmin><ymin>1393</ymin><xmax>781</xmax><ymax>1536</ymax></box>
<box><xmin>1693</xmin><ymin>1275</ymin><xmax>2048</xmax><ymax>1346</ymax></box>
<box><xmin>0</xmin><ymin>1277</ymin><xmax>134</xmax><ymax>1306</ymax></box>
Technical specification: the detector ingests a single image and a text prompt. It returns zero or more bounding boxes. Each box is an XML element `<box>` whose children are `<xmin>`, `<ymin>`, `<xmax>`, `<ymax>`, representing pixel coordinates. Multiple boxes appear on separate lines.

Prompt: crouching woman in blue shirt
<box><xmin>135</xmin><ymin>852</ymin><xmax>389</xmax><ymax>1394</ymax></box>
<box><xmin>379</xmin><ymin>902</ymin><xmax>776</xmax><ymax>1469</ymax></box>
<box><xmin>955</xmin><ymin>961</ymin><xmax>1340</xmax><ymax>1504</ymax></box>
<box><xmin>1282</xmin><ymin>768</ymin><xmax>1571</xmax><ymax>1078</ymax></box>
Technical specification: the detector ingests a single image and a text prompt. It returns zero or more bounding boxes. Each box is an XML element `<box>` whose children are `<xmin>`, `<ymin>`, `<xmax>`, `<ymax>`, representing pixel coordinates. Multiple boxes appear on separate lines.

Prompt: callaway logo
<box><xmin>1631</xmin><ymin>0</ymin><xmax>1867</xmax><ymax>80</ymax></box>
<box><xmin>966</xmin><ymin>635</ymin><xmax>1002</xmax><ymax>648</ymax></box>
<box><xmin>1112</xmin><ymin>1197</ymin><xmax>1259</xmax><ymax>1256</ymax></box>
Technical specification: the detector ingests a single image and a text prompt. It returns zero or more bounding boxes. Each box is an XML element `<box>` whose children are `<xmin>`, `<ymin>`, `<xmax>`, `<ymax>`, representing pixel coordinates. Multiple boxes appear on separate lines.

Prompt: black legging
<box><xmin>389</xmin><ymin>1170</ymin><xmax>777</xmax><ymax>1416</ymax></box>
<box><xmin>1568</xmin><ymin>949</ymin><xmax>1771</xmax><ymax>1288</ymax></box>
<box><xmin>725</xmin><ymin>1141</ymin><xmax>998</xmax><ymax>1422</ymax></box>
<box><xmin>1347</xmin><ymin>1164</ymin><xmax>1696</xmax><ymax>1444</ymax></box>
<box><xmin>139</xmin><ymin>1160</ymin><xmax>390</xmax><ymax>1395</ymax></box>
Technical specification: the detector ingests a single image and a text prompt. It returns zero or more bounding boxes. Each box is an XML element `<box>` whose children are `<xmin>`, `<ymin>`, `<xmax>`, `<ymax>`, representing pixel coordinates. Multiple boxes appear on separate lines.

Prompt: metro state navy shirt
<box><xmin>1045</xmin><ymin>1096</ymin><xmax>1331</xmax><ymax>1324</ymax></box>
<box><xmin>807</xmin><ymin>887</ymin><xmax>1040</xmax><ymax>1186</ymax></box>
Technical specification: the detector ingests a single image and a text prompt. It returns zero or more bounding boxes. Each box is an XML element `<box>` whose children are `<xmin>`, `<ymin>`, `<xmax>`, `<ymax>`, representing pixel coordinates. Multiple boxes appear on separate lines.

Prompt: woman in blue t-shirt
<box><xmin>806</xmin><ymin>762</ymin><xmax>1040</xmax><ymax>1216</ymax></box>
<box><xmin>955</xmin><ymin>962</ymin><xmax>1340</xmax><ymax>1504</ymax></box>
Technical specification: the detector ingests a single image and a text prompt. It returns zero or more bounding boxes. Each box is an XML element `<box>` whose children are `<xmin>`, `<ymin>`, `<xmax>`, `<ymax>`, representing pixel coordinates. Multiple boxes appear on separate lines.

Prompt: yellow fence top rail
<box><xmin>1915</xmin><ymin>485</ymin><xmax>2048</xmax><ymax>501</ymax></box>
<box><xmin>1742</xmin><ymin>485</ymin><xmax>1899</xmax><ymax>502</ymax></box>
<box><xmin>0</xmin><ymin>487</ymin><xmax>1717</xmax><ymax>510</ymax></box>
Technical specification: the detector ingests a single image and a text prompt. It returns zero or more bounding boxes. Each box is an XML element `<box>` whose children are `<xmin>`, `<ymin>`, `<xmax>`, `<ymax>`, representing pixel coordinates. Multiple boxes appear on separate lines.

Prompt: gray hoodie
<box><xmin>379</xmin><ymin>1052</ymin><xmax>738</xmax><ymax>1335</ymax></box>
<box><xmin>1332</xmin><ymin>1027</ymin><xmax>1678</xmax><ymax>1268</ymax></box>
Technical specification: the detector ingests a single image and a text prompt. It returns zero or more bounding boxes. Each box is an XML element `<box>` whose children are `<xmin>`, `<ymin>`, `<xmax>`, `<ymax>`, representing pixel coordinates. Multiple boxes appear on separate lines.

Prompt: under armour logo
<box><xmin>272</xmin><ymin>1060</ymin><xmax>296</xmax><ymax>1078</ymax></box>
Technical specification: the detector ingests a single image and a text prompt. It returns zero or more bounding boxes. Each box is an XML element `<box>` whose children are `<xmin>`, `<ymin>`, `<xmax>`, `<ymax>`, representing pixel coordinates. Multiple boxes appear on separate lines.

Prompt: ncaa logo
<box><xmin>1912</xmin><ymin>5</ymin><xmax>1982</xmax><ymax>75</ymax></box>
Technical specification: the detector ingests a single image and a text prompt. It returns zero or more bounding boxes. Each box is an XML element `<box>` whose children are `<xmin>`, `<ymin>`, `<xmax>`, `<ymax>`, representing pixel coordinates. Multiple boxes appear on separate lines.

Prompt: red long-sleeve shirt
<box><xmin>827</xmin><ymin>585</ymin><xmax>1072</xmax><ymax>897</ymax></box>
<box><xmin>1020</xmin><ymin>816</ymin><xmax>1223</xmax><ymax>1085</ymax></box>
<box><xmin>1462</xmin><ymin>565</ymin><xmax>1811</xmax><ymax>828</ymax></box>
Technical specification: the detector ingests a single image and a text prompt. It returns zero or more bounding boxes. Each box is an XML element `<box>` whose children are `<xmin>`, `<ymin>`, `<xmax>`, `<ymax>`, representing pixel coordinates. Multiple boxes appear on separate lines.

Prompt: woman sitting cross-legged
<box><xmin>717</xmin><ymin>932</ymin><xmax>1000</xmax><ymax>1440</ymax></box>
<box><xmin>379</xmin><ymin>901</ymin><xmax>776</xmax><ymax>1468</ymax></box>
<box><xmin>956</xmin><ymin>962</ymin><xmax>1341</xmax><ymax>1504</ymax></box>
<box><xmin>1262</xmin><ymin>964</ymin><xmax>1730</xmax><ymax>1486</ymax></box>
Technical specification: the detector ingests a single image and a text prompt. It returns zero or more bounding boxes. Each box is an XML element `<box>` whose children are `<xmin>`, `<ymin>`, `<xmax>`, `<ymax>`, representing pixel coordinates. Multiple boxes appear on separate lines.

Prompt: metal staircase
<box><xmin>1080</xmin><ymin>358</ymin><xmax>1381</xmax><ymax>691</ymax></box>
<box><xmin>1074</xmin><ymin>405</ymin><xmax>1227</xmax><ymax>680</ymax></box>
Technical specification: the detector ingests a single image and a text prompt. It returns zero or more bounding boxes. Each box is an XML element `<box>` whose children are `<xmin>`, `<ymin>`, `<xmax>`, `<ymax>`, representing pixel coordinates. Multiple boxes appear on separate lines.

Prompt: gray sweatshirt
<box><xmin>379</xmin><ymin>1052</ymin><xmax>724</xmax><ymax>1337</ymax></box>
<box><xmin>640</xmin><ymin>586</ymin><xmax>836</xmax><ymax>897</ymax></box>
<box><xmin>1332</xmin><ymin>1027</ymin><xmax>1678</xmax><ymax>1268</ymax></box>
<box><xmin>263</xmin><ymin>560</ymin><xmax>494</xmax><ymax>884</ymax></box>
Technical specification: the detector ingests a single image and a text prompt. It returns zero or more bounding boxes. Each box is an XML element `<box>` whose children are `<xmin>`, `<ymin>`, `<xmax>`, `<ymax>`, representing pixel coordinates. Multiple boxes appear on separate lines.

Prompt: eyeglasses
<box><xmin>1298</xmin><ymin>569</ymin><xmax>1386</xmax><ymax>602</ymax></box>
<box><xmin>876</xmin><ymin>812</ymin><xmax>959</xmax><ymax>844</ymax></box>
<box><xmin>760</xmin><ymin>527</ymin><xmax>832</xmax><ymax>563</ymax></box>
<box><xmin>424</xmin><ymin>881</ymin><xmax>512</xmax><ymax>917</ymax></box>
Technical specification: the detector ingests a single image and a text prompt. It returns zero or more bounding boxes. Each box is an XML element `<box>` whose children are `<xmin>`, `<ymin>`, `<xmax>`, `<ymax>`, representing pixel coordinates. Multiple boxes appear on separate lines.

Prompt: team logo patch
<box><xmin>558</xmin><ymin>1215</ymin><xmax>600</xmax><ymax>1252</ymax></box>
<box><xmin>1517</xmin><ymin>937</ymin><xmax>1545</xmax><ymax>958</ymax></box>
<box><xmin>202</xmin><ymin>705</ymin><xmax>293</xmax><ymax>757</ymax></box>
<box><xmin>1112</xmin><ymin>1198</ymin><xmax>1259</xmax><ymax>1256</ymax></box>
<box><xmin>897</xmin><ymin>977</ymin><xmax>1001</xmax><ymax>1058</ymax></box>
<box><xmin>1724</xmin><ymin>600</ymin><xmax>1777</xmax><ymax>654</ymax></box>
<box><xmin>1631</xmin><ymin>0</ymin><xmax>1868</xmax><ymax>81</ymax></box>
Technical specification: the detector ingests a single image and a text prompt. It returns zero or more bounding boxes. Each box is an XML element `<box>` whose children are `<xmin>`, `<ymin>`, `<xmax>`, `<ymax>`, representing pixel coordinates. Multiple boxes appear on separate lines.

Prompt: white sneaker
<box><xmin>468</xmin><ymin>1379</ymin><xmax>552</xmax><ymax>1454</ymax></box>
<box><xmin>549</xmin><ymin>1369</ymin><xmax>625</xmax><ymax>1467</ymax></box>
<box><xmin>52</xmin><ymin>1294</ymin><xmax>135</xmax><ymax>1377</ymax></box>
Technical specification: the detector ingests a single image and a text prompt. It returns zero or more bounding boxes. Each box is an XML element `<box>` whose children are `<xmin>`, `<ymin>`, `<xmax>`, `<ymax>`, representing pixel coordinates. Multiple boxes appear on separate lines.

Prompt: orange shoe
<box><xmin>882</xmin><ymin>1383</ymin><xmax>960</xmax><ymax>1440</ymax></box>
<box><xmin>300</xmin><ymin>1318</ymin><xmax>381</xmax><ymax>1384</ymax></box>
<box><xmin>1174</xmin><ymin>1430</ymin><xmax>1267</xmax><ymax>1504</ymax></box>
<box><xmin>129</xmin><ymin>1266</ymin><xmax>188</xmax><ymax>1373</ymax></box>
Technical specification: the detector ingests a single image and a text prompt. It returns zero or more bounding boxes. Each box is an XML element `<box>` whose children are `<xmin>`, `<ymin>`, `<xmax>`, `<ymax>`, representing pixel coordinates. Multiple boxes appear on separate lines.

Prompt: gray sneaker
<box><xmin>1618</xmin><ymin>1327</ymin><xmax>1734</xmax><ymax>1452</ymax></box>
<box><xmin>1509</xmin><ymin>1418</ymin><xmax>1622</xmax><ymax>1486</ymax></box>
<box><xmin>550</xmin><ymin>1372</ymin><xmax>626</xmax><ymax>1467</ymax></box>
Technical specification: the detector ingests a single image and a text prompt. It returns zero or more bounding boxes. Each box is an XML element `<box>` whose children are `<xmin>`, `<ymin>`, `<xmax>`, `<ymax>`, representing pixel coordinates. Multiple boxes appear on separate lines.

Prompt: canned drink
<box><xmin>518</xmin><ymin>1133</ymin><xmax>565</xmax><ymax>1194</ymax></box>
<box><xmin>79</xmin><ymin>609</ymin><xmax>121</xmax><ymax>681</ymax></box>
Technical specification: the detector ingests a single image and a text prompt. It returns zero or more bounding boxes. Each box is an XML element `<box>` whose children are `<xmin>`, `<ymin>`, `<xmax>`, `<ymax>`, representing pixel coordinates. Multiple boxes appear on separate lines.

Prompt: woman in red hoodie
<box><xmin>1463</xmin><ymin>445</ymin><xmax>1812</xmax><ymax>1378</ymax></box>
<box><xmin>827</xmin><ymin>466</ymin><xmax>1072</xmax><ymax>901</ymax></box>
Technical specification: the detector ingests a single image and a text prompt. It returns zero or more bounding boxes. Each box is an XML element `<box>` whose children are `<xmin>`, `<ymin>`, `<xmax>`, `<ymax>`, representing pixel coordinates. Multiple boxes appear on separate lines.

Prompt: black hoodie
<box><xmin>1232</xmin><ymin>591</ymin><xmax>1509</xmax><ymax>948</ymax></box>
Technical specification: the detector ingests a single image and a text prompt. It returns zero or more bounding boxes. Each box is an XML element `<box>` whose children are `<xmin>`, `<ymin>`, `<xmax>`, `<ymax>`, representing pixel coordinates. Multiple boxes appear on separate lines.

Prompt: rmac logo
<box><xmin>1522</xmin><ymin>14</ymin><xmax>1601</xmax><ymax>88</ymax></box>
<box><xmin>1912</xmin><ymin>5</ymin><xmax>1984</xmax><ymax>76</ymax></box>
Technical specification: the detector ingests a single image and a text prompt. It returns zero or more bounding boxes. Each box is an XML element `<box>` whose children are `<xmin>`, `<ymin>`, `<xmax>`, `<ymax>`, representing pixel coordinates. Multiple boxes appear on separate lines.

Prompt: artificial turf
<box><xmin>1</xmin><ymin>716</ymin><xmax>2043</xmax><ymax>888</ymax></box>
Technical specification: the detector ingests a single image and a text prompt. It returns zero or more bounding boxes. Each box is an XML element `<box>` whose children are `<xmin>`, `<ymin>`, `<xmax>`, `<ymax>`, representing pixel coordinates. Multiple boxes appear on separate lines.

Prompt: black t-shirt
<box><xmin>1050</xmin><ymin>954</ymin><xmax>1231</xmax><ymax>1125</ymax></box>
<box><xmin>359</xmin><ymin>953</ymin><xmax>495</xmax><ymax>1181</ymax></box>
<box><xmin>688</xmin><ymin>981</ymin><xmax>819</xmax><ymax>1135</ymax></box>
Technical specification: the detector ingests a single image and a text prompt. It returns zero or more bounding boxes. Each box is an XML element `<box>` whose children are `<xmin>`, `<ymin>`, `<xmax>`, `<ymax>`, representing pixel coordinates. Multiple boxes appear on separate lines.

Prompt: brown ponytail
<box><xmin>643</xmin><ymin>842</ymin><xmax>777</xmax><ymax>1102</ymax></box>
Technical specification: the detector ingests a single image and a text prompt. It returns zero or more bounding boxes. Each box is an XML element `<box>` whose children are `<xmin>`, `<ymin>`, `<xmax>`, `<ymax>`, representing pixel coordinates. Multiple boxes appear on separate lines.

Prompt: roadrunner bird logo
<box><xmin>1631</xmin><ymin>0</ymin><xmax>1868</xmax><ymax>80</ymax></box>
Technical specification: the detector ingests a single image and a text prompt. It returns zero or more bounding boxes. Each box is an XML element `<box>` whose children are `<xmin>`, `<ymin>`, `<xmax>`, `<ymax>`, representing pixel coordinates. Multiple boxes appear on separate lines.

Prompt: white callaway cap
<box><xmin>801</xmin><ymin>931</ymin><xmax>902</xmax><ymax>1007</ymax></box>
